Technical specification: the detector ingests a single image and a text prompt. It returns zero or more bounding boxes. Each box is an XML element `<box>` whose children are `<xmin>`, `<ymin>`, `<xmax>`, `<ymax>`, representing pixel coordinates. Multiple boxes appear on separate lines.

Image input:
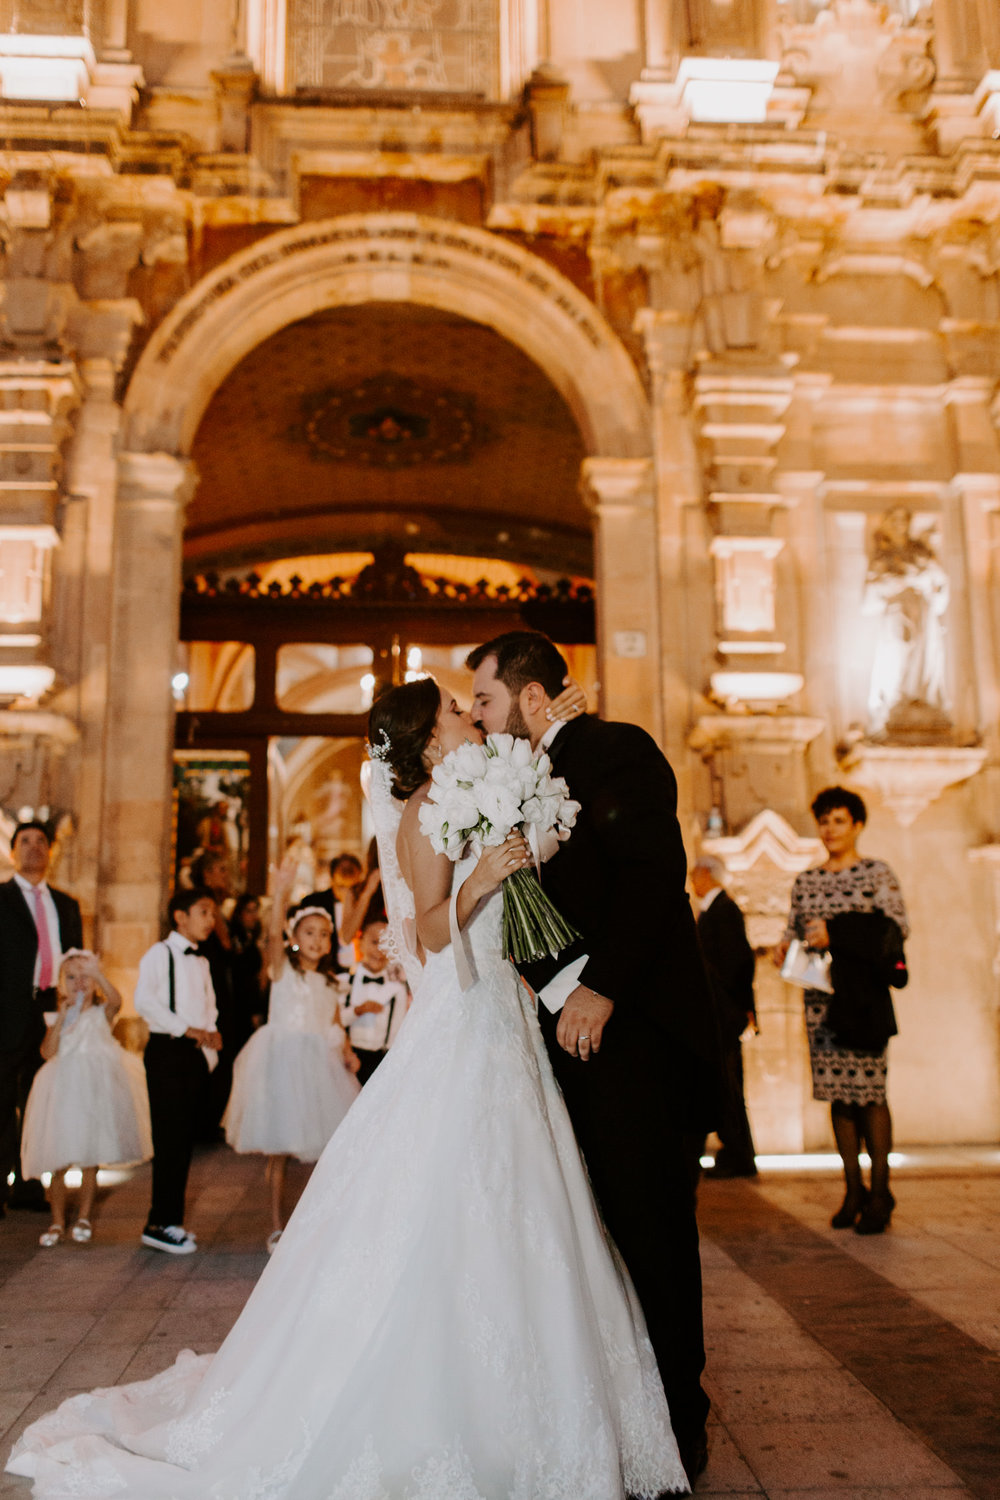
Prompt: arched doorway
<box><xmin>101</xmin><ymin>215</ymin><xmax>656</xmax><ymax>975</ymax></box>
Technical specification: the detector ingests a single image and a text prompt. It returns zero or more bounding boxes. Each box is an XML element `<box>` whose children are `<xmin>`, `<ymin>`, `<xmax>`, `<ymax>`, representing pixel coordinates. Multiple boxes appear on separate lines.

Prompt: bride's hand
<box><xmin>467</xmin><ymin>834</ymin><xmax>531</xmax><ymax>900</ymax></box>
<box><xmin>546</xmin><ymin>676</ymin><xmax>587</xmax><ymax>723</ymax></box>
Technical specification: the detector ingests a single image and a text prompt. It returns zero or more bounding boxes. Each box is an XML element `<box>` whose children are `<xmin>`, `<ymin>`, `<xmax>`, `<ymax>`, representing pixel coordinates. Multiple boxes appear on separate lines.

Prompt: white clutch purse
<box><xmin>781</xmin><ymin>938</ymin><xmax>834</xmax><ymax>994</ymax></box>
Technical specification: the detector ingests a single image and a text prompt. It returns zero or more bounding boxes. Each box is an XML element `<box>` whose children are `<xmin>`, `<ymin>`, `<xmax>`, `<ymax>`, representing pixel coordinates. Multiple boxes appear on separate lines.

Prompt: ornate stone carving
<box><xmin>836</xmin><ymin>742</ymin><xmax>987</xmax><ymax>826</ymax></box>
<box><xmin>700</xmin><ymin>807</ymin><xmax>825</xmax><ymax>947</ymax></box>
<box><xmin>778</xmin><ymin>0</ymin><xmax>935</xmax><ymax>113</ymax></box>
<box><xmin>287</xmin><ymin>0</ymin><xmax>499</xmax><ymax>96</ymax></box>
<box><xmin>290</xmin><ymin>373</ymin><xmax>480</xmax><ymax>469</ymax></box>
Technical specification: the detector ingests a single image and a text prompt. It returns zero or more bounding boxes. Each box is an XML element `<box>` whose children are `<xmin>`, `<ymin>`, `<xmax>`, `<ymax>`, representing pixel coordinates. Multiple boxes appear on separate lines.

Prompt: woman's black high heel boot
<box><xmin>831</xmin><ymin>1185</ymin><xmax>869</xmax><ymax>1229</ymax></box>
<box><xmin>855</xmin><ymin>1190</ymin><xmax>895</xmax><ymax>1235</ymax></box>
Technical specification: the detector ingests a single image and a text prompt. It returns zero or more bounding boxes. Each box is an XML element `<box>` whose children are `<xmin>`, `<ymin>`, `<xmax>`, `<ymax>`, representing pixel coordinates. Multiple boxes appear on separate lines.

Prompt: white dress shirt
<box><xmin>341</xmin><ymin>965</ymin><xmax>408</xmax><ymax>1051</ymax></box>
<box><xmin>533</xmin><ymin>720</ymin><xmax>591</xmax><ymax>1015</ymax></box>
<box><xmin>13</xmin><ymin>873</ymin><xmax>63</xmax><ymax>990</ymax></box>
<box><xmin>698</xmin><ymin>885</ymin><xmax>723</xmax><ymax>915</ymax></box>
<box><xmin>134</xmin><ymin>930</ymin><xmax>219</xmax><ymax>1068</ymax></box>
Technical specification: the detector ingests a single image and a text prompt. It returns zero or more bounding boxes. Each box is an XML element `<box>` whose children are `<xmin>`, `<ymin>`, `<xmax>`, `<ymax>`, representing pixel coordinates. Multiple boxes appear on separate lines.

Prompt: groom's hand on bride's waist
<box><xmin>557</xmin><ymin>986</ymin><xmax>614</xmax><ymax>1061</ymax></box>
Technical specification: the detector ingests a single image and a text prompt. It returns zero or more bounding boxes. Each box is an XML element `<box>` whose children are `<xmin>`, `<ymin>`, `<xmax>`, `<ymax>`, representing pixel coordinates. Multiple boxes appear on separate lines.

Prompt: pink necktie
<box><xmin>32</xmin><ymin>886</ymin><xmax>54</xmax><ymax>991</ymax></box>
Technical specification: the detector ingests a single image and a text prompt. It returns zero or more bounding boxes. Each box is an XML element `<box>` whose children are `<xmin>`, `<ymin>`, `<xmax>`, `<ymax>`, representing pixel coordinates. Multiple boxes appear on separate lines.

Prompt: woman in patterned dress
<box><xmin>775</xmin><ymin>787</ymin><xmax>908</xmax><ymax>1235</ymax></box>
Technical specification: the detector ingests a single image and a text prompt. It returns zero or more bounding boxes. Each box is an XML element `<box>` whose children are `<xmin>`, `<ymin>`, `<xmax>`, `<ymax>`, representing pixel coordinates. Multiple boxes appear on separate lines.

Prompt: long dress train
<box><xmin>8</xmin><ymin>862</ymin><xmax>687</xmax><ymax>1499</ymax></box>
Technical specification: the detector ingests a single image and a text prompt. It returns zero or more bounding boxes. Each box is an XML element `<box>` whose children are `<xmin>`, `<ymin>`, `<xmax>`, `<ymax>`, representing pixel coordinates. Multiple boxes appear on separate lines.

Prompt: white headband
<box><xmin>60</xmin><ymin>948</ymin><xmax>96</xmax><ymax>968</ymax></box>
<box><xmin>286</xmin><ymin>905</ymin><xmax>334</xmax><ymax>941</ymax></box>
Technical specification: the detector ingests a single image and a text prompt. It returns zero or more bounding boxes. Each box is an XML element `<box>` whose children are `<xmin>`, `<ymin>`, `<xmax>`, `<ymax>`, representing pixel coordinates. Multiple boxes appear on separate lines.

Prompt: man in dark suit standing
<box><xmin>468</xmin><ymin>631</ymin><xmax>723</xmax><ymax>1491</ymax></box>
<box><xmin>691</xmin><ymin>856</ymin><xmax>758</xmax><ymax>1179</ymax></box>
<box><xmin>0</xmin><ymin>821</ymin><xmax>83</xmax><ymax>1213</ymax></box>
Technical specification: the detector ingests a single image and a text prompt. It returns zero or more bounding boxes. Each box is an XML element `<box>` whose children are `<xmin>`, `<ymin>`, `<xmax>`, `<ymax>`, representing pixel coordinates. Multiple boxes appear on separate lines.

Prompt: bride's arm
<box><xmin>399</xmin><ymin>793</ymin><xmax>530</xmax><ymax>952</ymax></box>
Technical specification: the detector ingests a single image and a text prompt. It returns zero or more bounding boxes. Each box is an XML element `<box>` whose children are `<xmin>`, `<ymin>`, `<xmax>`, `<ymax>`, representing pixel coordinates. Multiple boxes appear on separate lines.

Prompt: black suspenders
<box><xmin>162</xmin><ymin>942</ymin><xmax>176</xmax><ymax>1013</ymax></box>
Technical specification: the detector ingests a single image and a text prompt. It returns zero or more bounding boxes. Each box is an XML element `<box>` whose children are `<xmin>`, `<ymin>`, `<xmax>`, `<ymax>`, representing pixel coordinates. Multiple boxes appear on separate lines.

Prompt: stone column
<box><xmin>580</xmin><ymin>457</ymin><xmax>661</xmax><ymax>741</ymax></box>
<box><xmin>98</xmin><ymin>451</ymin><xmax>196</xmax><ymax>997</ymax></box>
<box><xmin>58</xmin><ymin>359</ymin><xmax>125</xmax><ymax>929</ymax></box>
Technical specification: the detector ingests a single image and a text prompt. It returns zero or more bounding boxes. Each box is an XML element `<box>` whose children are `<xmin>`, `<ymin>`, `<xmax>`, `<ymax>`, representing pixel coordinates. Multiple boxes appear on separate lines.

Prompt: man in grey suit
<box><xmin>0</xmin><ymin>821</ymin><xmax>83</xmax><ymax>1213</ymax></box>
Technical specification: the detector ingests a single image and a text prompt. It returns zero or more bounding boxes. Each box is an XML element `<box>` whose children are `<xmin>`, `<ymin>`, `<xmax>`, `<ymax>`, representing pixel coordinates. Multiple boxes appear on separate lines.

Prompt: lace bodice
<box><xmin>267</xmin><ymin>966</ymin><xmax>339</xmax><ymax>1035</ymax></box>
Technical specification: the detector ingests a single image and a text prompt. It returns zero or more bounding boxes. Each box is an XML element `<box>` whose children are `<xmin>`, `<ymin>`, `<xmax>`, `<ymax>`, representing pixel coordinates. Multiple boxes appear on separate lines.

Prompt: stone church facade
<box><xmin>1</xmin><ymin>0</ymin><xmax>998</xmax><ymax>1150</ymax></box>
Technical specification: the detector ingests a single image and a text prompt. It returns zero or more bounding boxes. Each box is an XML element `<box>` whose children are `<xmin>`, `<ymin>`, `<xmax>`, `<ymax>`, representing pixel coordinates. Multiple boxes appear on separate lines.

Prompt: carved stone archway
<box><xmin>101</xmin><ymin>216</ymin><xmax>656</xmax><ymax>985</ymax></box>
<box><xmin>122</xmin><ymin>214</ymin><xmax>651</xmax><ymax>460</ymax></box>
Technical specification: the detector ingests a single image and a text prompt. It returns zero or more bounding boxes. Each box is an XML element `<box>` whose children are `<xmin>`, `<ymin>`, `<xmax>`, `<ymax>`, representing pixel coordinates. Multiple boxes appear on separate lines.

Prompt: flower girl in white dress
<box><xmin>8</xmin><ymin>678</ymin><xmax>687</xmax><ymax>1499</ymax></box>
<box><xmin>21</xmin><ymin>949</ymin><xmax>151</xmax><ymax>1247</ymax></box>
<box><xmin>223</xmin><ymin>873</ymin><xmax>360</xmax><ymax>1251</ymax></box>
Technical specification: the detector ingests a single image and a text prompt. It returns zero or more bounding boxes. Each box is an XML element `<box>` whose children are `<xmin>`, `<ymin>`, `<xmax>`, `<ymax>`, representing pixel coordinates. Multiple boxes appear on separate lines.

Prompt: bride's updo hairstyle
<box><xmin>368</xmin><ymin>676</ymin><xmax>441</xmax><ymax>801</ymax></box>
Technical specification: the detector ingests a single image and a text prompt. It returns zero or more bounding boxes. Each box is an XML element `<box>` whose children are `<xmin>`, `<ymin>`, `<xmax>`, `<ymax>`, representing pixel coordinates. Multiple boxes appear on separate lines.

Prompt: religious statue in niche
<box><xmin>862</xmin><ymin>505</ymin><xmax>951</xmax><ymax>737</ymax></box>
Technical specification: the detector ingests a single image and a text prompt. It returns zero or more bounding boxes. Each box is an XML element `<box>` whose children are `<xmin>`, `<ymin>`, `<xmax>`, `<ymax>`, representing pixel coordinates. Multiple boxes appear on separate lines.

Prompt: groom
<box><xmin>468</xmin><ymin>630</ymin><xmax>723</xmax><ymax>1489</ymax></box>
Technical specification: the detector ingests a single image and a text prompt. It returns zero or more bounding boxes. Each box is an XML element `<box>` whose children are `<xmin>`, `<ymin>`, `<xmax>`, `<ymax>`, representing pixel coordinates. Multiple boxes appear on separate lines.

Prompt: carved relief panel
<box><xmin>288</xmin><ymin>0</ymin><xmax>499</xmax><ymax>95</ymax></box>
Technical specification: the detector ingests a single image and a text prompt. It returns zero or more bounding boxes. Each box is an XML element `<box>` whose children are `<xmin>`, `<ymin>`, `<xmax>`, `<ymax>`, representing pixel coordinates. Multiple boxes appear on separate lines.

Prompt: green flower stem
<box><xmin>501</xmin><ymin>867</ymin><xmax>579</xmax><ymax>963</ymax></box>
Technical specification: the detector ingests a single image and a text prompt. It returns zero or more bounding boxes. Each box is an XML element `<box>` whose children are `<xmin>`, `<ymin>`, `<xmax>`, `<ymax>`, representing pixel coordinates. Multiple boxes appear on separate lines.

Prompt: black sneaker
<box><xmin>141</xmin><ymin>1224</ymin><xmax>197</xmax><ymax>1254</ymax></box>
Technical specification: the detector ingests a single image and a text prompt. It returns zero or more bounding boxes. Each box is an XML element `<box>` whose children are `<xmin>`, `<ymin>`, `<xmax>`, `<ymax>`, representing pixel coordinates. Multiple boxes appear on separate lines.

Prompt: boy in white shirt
<box><xmin>134</xmin><ymin>888</ymin><xmax>221</xmax><ymax>1253</ymax></box>
<box><xmin>341</xmin><ymin>918</ymin><xmax>408</xmax><ymax>1085</ymax></box>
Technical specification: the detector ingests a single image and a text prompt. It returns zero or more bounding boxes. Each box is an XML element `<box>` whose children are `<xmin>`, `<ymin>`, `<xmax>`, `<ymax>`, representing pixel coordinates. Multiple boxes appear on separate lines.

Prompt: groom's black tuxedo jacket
<box><xmin>521</xmin><ymin>713</ymin><xmax>722</xmax><ymax>1130</ymax></box>
<box><xmin>0</xmin><ymin>878</ymin><xmax>83</xmax><ymax>1051</ymax></box>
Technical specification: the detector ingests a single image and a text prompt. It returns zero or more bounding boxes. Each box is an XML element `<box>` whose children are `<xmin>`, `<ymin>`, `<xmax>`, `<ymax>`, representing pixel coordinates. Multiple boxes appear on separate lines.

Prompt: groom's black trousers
<box><xmin>537</xmin><ymin>1000</ymin><xmax>709</xmax><ymax>1466</ymax></box>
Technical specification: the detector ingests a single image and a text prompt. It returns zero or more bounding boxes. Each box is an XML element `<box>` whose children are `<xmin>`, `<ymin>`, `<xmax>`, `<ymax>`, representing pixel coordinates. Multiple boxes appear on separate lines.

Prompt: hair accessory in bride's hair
<box><xmin>367</xmin><ymin>728</ymin><xmax>392</xmax><ymax>763</ymax></box>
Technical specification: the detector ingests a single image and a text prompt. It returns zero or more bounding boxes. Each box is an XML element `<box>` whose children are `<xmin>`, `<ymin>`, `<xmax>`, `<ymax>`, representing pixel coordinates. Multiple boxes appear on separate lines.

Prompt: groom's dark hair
<box><xmin>466</xmin><ymin>632</ymin><xmax>567</xmax><ymax>700</ymax></box>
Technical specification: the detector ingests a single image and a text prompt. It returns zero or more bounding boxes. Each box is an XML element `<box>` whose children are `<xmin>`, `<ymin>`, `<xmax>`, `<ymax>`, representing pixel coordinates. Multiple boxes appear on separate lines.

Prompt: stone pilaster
<box><xmin>580</xmin><ymin>457</ymin><xmax>661</xmax><ymax>742</ymax></box>
<box><xmin>98</xmin><ymin>451</ymin><xmax>196</xmax><ymax>997</ymax></box>
<box><xmin>0</xmin><ymin>360</ymin><xmax>81</xmax><ymax>821</ymax></box>
<box><xmin>56</xmin><ymin>359</ymin><xmax>126</xmax><ymax>926</ymax></box>
<box><xmin>637</xmin><ymin>311</ymin><xmax>704</xmax><ymax>773</ymax></box>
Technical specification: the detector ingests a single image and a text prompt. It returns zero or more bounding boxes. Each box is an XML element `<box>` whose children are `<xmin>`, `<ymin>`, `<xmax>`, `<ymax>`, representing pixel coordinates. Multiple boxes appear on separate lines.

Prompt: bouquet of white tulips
<box><xmin>418</xmin><ymin>733</ymin><xmax>581</xmax><ymax>963</ymax></box>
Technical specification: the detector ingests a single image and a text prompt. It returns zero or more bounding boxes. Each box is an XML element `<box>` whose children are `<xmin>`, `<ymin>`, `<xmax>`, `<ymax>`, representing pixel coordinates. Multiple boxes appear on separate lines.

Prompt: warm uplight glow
<box><xmin>0</xmin><ymin>35</ymin><xmax>94</xmax><ymax>103</ymax></box>
<box><xmin>0</xmin><ymin>664</ymin><xmax>55</xmax><ymax>701</ymax></box>
<box><xmin>677</xmin><ymin>57</ymin><xmax>779</xmax><ymax>124</ymax></box>
<box><xmin>360</xmin><ymin>672</ymin><xmax>376</xmax><ymax>709</ymax></box>
<box><xmin>700</xmin><ymin>1153</ymin><xmax>906</xmax><ymax>1172</ymax></box>
<box><xmin>710</xmin><ymin>670</ymin><xmax>804</xmax><ymax>706</ymax></box>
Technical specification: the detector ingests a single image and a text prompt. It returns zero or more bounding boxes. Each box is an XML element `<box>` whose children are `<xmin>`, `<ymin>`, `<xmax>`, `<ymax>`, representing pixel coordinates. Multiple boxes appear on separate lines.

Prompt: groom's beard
<box><xmin>503</xmin><ymin>702</ymin><xmax>531</xmax><ymax>741</ymax></box>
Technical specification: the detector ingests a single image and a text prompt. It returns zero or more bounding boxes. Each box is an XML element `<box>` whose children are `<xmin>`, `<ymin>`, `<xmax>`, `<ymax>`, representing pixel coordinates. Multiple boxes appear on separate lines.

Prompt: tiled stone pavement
<box><xmin>1</xmin><ymin>1147</ymin><xmax>997</xmax><ymax>1498</ymax></box>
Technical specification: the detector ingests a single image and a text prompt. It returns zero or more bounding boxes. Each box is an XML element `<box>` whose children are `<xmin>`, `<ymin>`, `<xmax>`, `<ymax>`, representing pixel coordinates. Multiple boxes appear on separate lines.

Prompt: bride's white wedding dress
<box><xmin>8</xmin><ymin>859</ymin><xmax>686</xmax><ymax>1499</ymax></box>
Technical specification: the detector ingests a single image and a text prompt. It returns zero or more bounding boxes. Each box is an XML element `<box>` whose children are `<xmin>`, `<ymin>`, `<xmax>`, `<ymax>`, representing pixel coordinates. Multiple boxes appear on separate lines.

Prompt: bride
<box><xmin>8</xmin><ymin>677</ymin><xmax>687</xmax><ymax>1500</ymax></box>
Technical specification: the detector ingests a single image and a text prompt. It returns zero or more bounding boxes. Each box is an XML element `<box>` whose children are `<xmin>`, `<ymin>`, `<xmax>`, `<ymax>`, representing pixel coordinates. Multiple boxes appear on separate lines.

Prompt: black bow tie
<box><xmin>361</xmin><ymin>974</ymin><xmax>385</xmax><ymax>986</ymax></box>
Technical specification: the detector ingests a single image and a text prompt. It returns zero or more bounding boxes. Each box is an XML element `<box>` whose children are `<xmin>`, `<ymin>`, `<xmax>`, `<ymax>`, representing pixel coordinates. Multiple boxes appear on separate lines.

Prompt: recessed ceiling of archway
<box><xmin>187</xmin><ymin>304</ymin><xmax>591</xmax><ymax>577</ymax></box>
